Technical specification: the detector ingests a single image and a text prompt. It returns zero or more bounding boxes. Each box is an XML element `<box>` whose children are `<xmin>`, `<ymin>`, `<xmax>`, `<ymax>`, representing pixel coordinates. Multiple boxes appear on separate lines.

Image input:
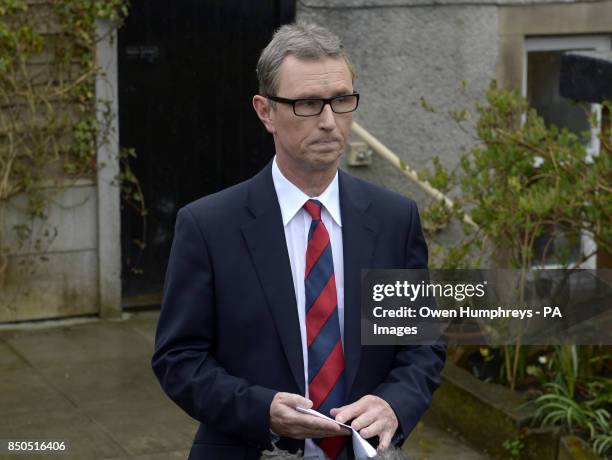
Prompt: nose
<box><xmin>317</xmin><ymin>103</ymin><xmax>337</xmax><ymax>130</ymax></box>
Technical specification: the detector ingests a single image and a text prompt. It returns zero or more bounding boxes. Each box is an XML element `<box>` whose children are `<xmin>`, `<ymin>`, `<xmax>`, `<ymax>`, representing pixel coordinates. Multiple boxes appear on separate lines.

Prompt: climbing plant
<box><xmin>0</xmin><ymin>0</ymin><xmax>130</xmax><ymax>294</ymax></box>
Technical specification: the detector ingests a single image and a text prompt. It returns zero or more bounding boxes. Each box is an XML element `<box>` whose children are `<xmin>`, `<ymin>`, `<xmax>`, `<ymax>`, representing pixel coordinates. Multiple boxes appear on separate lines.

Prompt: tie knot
<box><xmin>303</xmin><ymin>199</ymin><xmax>322</xmax><ymax>220</ymax></box>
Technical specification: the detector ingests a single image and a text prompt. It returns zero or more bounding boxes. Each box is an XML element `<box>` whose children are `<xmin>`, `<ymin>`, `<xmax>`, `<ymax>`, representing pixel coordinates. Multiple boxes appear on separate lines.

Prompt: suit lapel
<box><xmin>339</xmin><ymin>170</ymin><xmax>378</xmax><ymax>396</ymax></box>
<box><xmin>241</xmin><ymin>164</ymin><xmax>305</xmax><ymax>394</ymax></box>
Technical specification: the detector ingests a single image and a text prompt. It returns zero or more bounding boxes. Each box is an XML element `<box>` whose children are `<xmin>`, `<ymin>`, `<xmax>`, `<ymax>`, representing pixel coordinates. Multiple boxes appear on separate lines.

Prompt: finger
<box><xmin>316</xmin><ymin>425</ymin><xmax>351</xmax><ymax>437</ymax></box>
<box><xmin>334</xmin><ymin>399</ymin><xmax>367</xmax><ymax>424</ymax></box>
<box><xmin>320</xmin><ymin>419</ymin><xmax>349</xmax><ymax>435</ymax></box>
<box><xmin>297</xmin><ymin>416</ymin><xmax>348</xmax><ymax>437</ymax></box>
<box><xmin>272</xmin><ymin>396</ymin><xmax>314</xmax><ymax>429</ymax></box>
<box><xmin>318</xmin><ymin>427</ymin><xmax>352</xmax><ymax>438</ymax></box>
<box><xmin>279</xmin><ymin>416</ymin><xmax>330</xmax><ymax>439</ymax></box>
<box><xmin>296</xmin><ymin>414</ymin><xmax>341</xmax><ymax>431</ymax></box>
<box><xmin>359</xmin><ymin>420</ymin><xmax>385</xmax><ymax>440</ymax></box>
<box><xmin>377</xmin><ymin>429</ymin><xmax>394</xmax><ymax>451</ymax></box>
<box><xmin>350</xmin><ymin>411</ymin><xmax>377</xmax><ymax>431</ymax></box>
<box><xmin>278</xmin><ymin>392</ymin><xmax>312</xmax><ymax>410</ymax></box>
<box><xmin>307</xmin><ymin>414</ymin><xmax>350</xmax><ymax>434</ymax></box>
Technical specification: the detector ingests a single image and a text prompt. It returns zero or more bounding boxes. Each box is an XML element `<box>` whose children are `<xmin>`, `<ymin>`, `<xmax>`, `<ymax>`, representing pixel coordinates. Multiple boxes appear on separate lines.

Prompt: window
<box><xmin>523</xmin><ymin>35</ymin><xmax>611</xmax><ymax>268</ymax></box>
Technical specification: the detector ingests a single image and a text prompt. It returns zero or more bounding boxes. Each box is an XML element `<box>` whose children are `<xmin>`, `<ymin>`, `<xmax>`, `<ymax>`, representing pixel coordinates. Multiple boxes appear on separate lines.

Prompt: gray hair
<box><xmin>256</xmin><ymin>21</ymin><xmax>356</xmax><ymax>97</ymax></box>
<box><xmin>259</xmin><ymin>445</ymin><xmax>410</xmax><ymax>460</ymax></box>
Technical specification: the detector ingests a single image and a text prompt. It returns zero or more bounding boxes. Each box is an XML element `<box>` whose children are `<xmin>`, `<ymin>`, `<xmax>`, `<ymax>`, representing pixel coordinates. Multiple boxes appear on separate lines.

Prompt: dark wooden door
<box><xmin>118</xmin><ymin>1</ymin><xmax>295</xmax><ymax>306</ymax></box>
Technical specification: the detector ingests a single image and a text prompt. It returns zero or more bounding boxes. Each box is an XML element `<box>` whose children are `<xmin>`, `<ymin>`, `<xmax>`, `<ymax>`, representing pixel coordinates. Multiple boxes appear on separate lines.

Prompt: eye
<box><xmin>301</xmin><ymin>100</ymin><xmax>319</xmax><ymax>107</ymax></box>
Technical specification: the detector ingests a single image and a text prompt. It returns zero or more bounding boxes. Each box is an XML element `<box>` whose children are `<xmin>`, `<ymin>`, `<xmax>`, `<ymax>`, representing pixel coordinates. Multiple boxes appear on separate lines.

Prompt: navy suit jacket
<box><xmin>152</xmin><ymin>162</ymin><xmax>446</xmax><ymax>460</ymax></box>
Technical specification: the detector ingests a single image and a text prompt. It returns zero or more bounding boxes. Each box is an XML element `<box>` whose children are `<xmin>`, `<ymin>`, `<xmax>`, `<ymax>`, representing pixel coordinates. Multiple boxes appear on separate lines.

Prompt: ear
<box><xmin>252</xmin><ymin>95</ymin><xmax>276</xmax><ymax>135</ymax></box>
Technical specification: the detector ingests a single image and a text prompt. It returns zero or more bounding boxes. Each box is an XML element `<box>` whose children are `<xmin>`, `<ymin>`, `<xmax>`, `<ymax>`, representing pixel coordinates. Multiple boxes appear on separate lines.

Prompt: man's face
<box><xmin>267</xmin><ymin>55</ymin><xmax>354</xmax><ymax>174</ymax></box>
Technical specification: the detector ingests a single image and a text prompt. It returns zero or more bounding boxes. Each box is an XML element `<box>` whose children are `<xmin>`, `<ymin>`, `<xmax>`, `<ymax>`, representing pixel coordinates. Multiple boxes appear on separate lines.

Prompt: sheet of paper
<box><xmin>296</xmin><ymin>406</ymin><xmax>378</xmax><ymax>459</ymax></box>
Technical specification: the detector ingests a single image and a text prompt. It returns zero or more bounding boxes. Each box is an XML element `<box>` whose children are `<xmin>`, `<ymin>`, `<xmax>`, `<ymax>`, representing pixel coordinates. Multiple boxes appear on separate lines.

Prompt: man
<box><xmin>152</xmin><ymin>22</ymin><xmax>446</xmax><ymax>460</ymax></box>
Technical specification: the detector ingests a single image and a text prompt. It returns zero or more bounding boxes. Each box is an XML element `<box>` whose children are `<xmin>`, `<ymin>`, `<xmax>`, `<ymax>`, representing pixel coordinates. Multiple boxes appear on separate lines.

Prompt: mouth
<box><xmin>310</xmin><ymin>139</ymin><xmax>341</xmax><ymax>153</ymax></box>
<box><xmin>312</xmin><ymin>138</ymin><xmax>341</xmax><ymax>146</ymax></box>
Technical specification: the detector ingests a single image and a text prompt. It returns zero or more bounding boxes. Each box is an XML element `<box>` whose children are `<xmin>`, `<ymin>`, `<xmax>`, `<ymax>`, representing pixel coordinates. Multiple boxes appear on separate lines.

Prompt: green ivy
<box><xmin>0</xmin><ymin>0</ymin><xmax>129</xmax><ymax>286</ymax></box>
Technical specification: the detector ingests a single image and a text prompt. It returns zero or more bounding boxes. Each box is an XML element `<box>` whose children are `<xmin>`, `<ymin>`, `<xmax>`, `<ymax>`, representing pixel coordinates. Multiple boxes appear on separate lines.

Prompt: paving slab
<box><xmin>0</xmin><ymin>408</ymin><xmax>128</xmax><ymax>460</ymax></box>
<box><xmin>0</xmin><ymin>366</ymin><xmax>73</xmax><ymax>416</ymax></box>
<box><xmin>124</xmin><ymin>311</ymin><xmax>159</xmax><ymax>346</ymax></box>
<box><xmin>1</xmin><ymin>321</ymin><xmax>152</xmax><ymax>368</ymax></box>
<box><xmin>0</xmin><ymin>312</ymin><xmax>492</xmax><ymax>459</ymax></box>
<box><xmin>0</xmin><ymin>339</ymin><xmax>28</xmax><ymax>370</ymax></box>
<box><xmin>35</xmin><ymin>358</ymin><xmax>162</xmax><ymax>408</ymax></box>
<box><xmin>83</xmin><ymin>400</ymin><xmax>197</xmax><ymax>457</ymax></box>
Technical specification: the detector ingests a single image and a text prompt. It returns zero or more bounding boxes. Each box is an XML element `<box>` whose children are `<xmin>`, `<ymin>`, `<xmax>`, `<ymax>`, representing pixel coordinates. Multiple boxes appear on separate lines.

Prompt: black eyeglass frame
<box><xmin>266</xmin><ymin>93</ymin><xmax>360</xmax><ymax>117</ymax></box>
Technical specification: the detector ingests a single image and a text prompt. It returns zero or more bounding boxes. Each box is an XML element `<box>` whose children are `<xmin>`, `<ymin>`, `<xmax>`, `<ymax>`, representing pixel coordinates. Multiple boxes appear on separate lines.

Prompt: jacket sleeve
<box><xmin>151</xmin><ymin>207</ymin><xmax>277</xmax><ymax>448</ymax></box>
<box><xmin>372</xmin><ymin>200</ymin><xmax>447</xmax><ymax>442</ymax></box>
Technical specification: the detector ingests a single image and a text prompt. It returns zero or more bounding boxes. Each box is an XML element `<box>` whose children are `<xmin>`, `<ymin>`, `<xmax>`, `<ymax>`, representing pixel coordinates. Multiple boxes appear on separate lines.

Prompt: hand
<box><xmin>270</xmin><ymin>392</ymin><xmax>351</xmax><ymax>440</ymax></box>
<box><xmin>331</xmin><ymin>395</ymin><xmax>398</xmax><ymax>451</ymax></box>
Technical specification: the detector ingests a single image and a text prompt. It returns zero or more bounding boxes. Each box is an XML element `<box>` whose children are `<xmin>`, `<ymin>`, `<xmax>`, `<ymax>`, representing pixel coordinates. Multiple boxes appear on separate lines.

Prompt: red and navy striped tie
<box><xmin>303</xmin><ymin>199</ymin><xmax>346</xmax><ymax>459</ymax></box>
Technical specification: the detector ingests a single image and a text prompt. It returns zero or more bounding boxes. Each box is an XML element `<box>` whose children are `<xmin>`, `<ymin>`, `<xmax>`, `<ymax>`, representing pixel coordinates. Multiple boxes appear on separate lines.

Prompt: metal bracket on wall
<box><xmin>347</xmin><ymin>141</ymin><xmax>373</xmax><ymax>166</ymax></box>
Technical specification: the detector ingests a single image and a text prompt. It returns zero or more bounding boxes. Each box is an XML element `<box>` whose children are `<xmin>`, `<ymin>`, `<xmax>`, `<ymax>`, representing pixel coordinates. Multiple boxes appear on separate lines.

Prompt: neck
<box><xmin>276</xmin><ymin>156</ymin><xmax>338</xmax><ymax>197</ymax></box>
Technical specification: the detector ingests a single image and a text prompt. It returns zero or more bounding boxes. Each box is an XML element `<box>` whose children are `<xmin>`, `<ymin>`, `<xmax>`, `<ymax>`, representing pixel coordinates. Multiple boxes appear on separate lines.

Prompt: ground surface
<box><xmin>0</xmin><ymin>311</ymin><xmax>490</xmax><ymax>459</ymax></box>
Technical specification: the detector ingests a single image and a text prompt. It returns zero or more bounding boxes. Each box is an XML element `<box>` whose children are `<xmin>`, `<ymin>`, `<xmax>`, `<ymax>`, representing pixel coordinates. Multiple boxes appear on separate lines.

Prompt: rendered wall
<box><xmin>297</xmin><ymin>0</ymin><xmax>612</xmax><ymax>204</ymax></box>
<box><xmin>297</xmin><ymin>0</ymin><xmax>498</xmax><ymax>203</ymax></box>
<box><xmin>0</xmin><ymin>183</ymin><xmax>99</xmax><ymax>322</ymax></box>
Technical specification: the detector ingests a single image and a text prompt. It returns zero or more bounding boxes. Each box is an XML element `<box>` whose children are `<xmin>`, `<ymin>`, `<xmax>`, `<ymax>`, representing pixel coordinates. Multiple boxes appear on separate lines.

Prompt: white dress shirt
<box><xmin>272</xmin><ymin>156</ymin><xmax>345</xmax><ymax>460</ymax></box>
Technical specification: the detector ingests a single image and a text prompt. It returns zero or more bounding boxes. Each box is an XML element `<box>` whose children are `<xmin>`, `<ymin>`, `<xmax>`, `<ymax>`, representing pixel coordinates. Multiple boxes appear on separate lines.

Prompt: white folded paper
<box><xmin>296</xmin><ymin>406</ymin><xmax>377</xmax><ymax>459</ymax></box>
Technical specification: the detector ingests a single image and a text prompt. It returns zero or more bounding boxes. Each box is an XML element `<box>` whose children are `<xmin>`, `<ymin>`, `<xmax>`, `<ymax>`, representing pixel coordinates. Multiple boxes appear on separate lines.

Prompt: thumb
<box><xmin>290</xmin><ymin>394</ymin><xmax>313</xmax><ymax>409</ymax></box>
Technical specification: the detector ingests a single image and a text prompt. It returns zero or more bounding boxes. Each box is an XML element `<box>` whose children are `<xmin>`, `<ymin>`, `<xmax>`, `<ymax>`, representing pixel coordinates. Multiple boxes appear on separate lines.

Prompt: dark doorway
<box><xmin>118</xmin><ymin>1</ymin><xmax>295</xmax><ymax>306</ymax></box>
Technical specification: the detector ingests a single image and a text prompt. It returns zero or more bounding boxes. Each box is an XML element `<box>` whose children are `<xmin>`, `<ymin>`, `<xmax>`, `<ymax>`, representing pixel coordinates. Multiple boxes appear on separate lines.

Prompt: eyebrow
<box><xmin>292</xmin><ymin>90</ymin><xmax>355</xmax><ymax>99</ymax></box>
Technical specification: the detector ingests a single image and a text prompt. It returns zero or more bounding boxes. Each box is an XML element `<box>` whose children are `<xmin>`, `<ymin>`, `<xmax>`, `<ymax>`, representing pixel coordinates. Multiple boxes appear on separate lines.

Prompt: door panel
<box><xmin>118</xmin><ymin>1</ymin><xmax>295</xmax><ymax>304</ymax></box>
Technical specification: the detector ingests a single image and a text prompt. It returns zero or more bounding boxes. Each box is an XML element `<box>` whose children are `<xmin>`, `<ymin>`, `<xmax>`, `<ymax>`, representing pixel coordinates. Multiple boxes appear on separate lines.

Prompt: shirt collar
<box><xmin>272</xmin><ymin>156</ymin><xmax>342</xmax><ymax>227</ymax></box>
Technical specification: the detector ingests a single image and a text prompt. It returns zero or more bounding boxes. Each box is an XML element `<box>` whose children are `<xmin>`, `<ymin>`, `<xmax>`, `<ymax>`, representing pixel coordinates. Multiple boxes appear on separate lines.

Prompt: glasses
<box><xmin>266</xmin><ymin>93</ymin><xmax>360</xmax><ymax>117</ymax></box>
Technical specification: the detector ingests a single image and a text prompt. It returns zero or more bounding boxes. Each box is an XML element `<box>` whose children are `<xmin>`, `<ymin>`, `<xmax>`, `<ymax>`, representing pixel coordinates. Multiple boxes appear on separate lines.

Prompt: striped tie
<box><xmin>303</xmin><ymin>199</ymin><xmax>346</xmax><ymax>460</ymax></box>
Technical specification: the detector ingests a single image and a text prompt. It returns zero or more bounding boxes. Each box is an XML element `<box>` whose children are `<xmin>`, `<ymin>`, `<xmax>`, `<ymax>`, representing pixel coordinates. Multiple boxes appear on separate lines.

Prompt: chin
<box><xmin>307</xmin><ymin>152</ymin><xmax>342</xmax><ymax>171</ymax></box>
